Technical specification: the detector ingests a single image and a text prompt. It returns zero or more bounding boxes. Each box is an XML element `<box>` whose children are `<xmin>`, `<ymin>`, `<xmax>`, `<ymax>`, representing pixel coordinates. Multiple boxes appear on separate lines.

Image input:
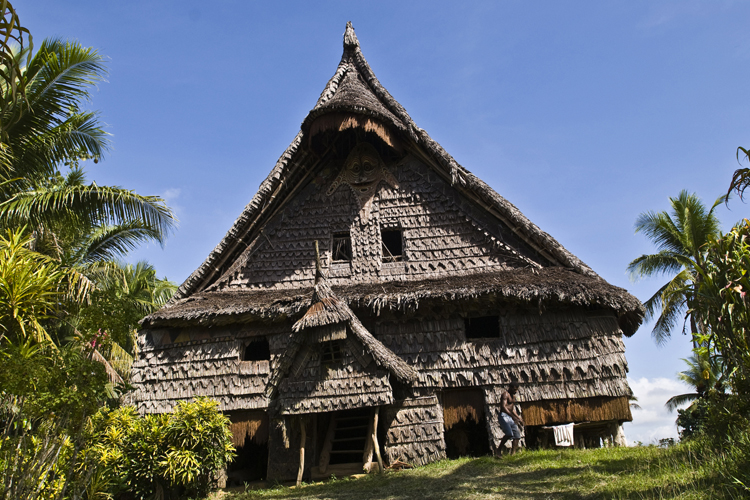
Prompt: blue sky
<box><xmin>21</xmin><ymin>1</ymin><xmax>750</xmax><ymax>443</ymax></box>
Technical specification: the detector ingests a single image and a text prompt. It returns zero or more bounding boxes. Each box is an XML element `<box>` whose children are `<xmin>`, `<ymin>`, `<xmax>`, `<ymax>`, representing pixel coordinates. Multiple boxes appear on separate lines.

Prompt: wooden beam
<box><xmin>297</xmin><ymin>419</ymin><xmax>306</xmax><ymax>487</ymax></box>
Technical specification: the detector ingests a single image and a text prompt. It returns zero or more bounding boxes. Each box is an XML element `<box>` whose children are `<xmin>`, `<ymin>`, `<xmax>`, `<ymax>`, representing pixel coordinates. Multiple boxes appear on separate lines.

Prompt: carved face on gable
<box><xmin>326</xmin><ymin>142</ymin><xmax>399</xmax><ymax>222</ymax></box>
<box><xmin>343</xmin><ymin>142</ymin><xmax>382</xmax><ymax>189</ymax></box>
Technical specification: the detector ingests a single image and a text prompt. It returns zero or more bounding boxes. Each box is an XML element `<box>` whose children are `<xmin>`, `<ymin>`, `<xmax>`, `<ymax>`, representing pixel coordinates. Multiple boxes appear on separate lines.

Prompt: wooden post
<box><xmin>318</xmin><ymin>413</ymin><xmax>337</xmax><ymax>474</ymax></box>
<box><xmin>297</xmin><ymin>419</ymin><xmax>306</xmax><ymax>487</ymax></box>
<box><xmin>372</xmin><ymin>407</ymin><xmax>384</xmax><ymax>473</ymax></box>
<box><xmin>363</xmin><ymin>408</ymin><xmax>376</xmax><ymax>472</ymax></box>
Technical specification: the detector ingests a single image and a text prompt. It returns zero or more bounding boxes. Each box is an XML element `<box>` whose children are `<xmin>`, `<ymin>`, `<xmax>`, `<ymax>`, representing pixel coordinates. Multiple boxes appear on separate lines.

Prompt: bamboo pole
<box><xmin>372</xmin><ymin>407</ymin><xmax>384</xmax><ymax>473</ymax></box>
<box><xmin>297</xmin><ymin>419</ymin><xmax>306</xmax><ymax>487</ymax></box>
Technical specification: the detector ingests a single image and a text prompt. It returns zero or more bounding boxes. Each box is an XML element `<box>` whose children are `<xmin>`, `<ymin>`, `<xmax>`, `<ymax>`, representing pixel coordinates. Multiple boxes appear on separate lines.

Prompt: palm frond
<box><xmin>665</xmin><ymin>393</ymin><xmax>699</xmax><ymax>412</ymax></box>
<box><xmin>651</xmin><ymin>270</ymin><xmax>692</xmax><ymax>344</ymax></box>
<box><xmin>73</xmin><ymin>221</ymin><xmax>165</xmax><ymax>266</ymax></box>
<box><xmin>627</xmin><ymin>251</ymin><xmax>684</xmax><ymax>281</ymax></box>
<box><xmin>729</xmin><ymin>149</ymin><xmax>750</xmax><ymax>200</ymax></box>
<box><xmin>0</xmin><ymin>183</ymin><xmax>177</xmax><ymax>237</ymax></box>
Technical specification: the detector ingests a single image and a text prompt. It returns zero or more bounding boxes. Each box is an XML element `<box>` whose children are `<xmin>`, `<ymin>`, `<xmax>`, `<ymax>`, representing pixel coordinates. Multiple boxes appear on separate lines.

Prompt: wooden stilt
<box><xmin>297</xmin><ymin>419</ymin><xmax>306</xmax><ymax>487</ymax></box>
<box><xmin>319</xmin><ymin>413</ymin><xmax>337</xmax><ymax>474</ymax></box>
<box><xmin>372</xmin><ymin>407</ymin><xmax>384</xmax><ymax>473</ymax></box>
<box><xmin>363</xmin><ymin>408</ymin><xmax>376</xmax><ymax>472</ymax></box>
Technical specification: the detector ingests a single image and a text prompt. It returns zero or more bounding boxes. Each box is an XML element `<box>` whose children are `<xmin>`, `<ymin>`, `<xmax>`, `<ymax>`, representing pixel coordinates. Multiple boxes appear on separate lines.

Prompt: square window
<box><xmin>381</xmin><ymin>229</ymin><xmax>403</xmax><ymax>262</ymax></box>
<box><xmin>241</xmin><ymin>338</ymin><xmax>271</xmax><ymax>361</ymax></box>
<box><xmin>464</xmin><ymin>316</ymin><xmax>500</xmax><ymax>340</ymax></box>
<box><xmin>321</xmin><ymin>340</ymin><xmax>344</xmax><ymax>364</ymax></box>
<box><xmin>332</xmin><ymin>232</ymin><xmax>352</xmax><ymax>262</ymax></box>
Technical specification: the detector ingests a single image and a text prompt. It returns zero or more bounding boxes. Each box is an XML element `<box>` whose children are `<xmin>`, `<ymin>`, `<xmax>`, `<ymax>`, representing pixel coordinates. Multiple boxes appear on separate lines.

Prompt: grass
<box><xmin>225</xmin><ymin>444</ymin><xmax>744</xmax><ymax>500</ymax></box>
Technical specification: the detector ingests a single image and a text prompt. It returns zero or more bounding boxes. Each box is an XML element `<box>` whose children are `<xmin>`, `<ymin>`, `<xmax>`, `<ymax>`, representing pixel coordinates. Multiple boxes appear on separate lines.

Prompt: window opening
<box><xmin>381</xmin><ymin>229</ymin><xmax>403</xmax><ymax>262</ymax></box>
<box><xmin>464</xmin><ymin>316</ymin><xmax>500</xmax><ymax>340</ymax></box>
<box><xmin>331</xmin><ymin>232</ymin><xmax>352</xmax><ymax>262</ymax></box>
<box><xmin>242</xmin><ymin>338</ymin><xmax>270</xmax><ymax>361</ymax></box>
<box><xmin>321</xmin><ymin>340</ymin><xmax>344</xmax><ymax>364</ymax></box>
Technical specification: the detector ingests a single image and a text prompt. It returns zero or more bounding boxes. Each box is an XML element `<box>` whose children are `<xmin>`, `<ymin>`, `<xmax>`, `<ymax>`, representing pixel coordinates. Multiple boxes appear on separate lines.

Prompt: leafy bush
<box><xmin>91</xmin><ymin>398</ymin><xmax>235</xmax><ymax>500</ymax></box>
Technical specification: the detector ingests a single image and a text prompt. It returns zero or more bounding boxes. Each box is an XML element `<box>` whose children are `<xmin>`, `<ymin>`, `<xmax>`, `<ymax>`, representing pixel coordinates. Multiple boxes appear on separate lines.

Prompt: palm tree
<box><xmin>75</xmin><ymin>260</ymin><xmax>176</xmax><ymax>355</ymax></box>
<box><xmin>665</xmin><ymin>352</ymin><xmax>725</xmax><ymax>412</ymax></box>
<box><xmin>0</xmin><ymin>0</ymin><xmax>32</xmax><ymax>141</ymax></box>
<box><xmin>0</xmin><ymin>38</ymin><xmax>175</xmax><ymax>239</ymax></box>
<box><xmin>627</xmin><ymin>190</ymin><xmax>723</xmax><ymax>345</ymax></box>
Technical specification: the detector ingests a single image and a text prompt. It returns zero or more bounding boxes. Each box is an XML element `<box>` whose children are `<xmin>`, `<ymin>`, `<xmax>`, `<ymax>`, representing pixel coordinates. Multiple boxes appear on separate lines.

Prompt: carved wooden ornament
<box><xmin>326</xmin><ymin>142</ymin><xmax>399</xmax><ymax>222</ymax></box>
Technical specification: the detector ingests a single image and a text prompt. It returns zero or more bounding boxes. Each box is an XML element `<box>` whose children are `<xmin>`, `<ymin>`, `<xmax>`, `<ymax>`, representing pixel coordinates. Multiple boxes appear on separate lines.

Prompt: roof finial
<box><xmin>343</xmin><ymin>21</ymin><xmax>359</xmax><ymax>49</ymax></box>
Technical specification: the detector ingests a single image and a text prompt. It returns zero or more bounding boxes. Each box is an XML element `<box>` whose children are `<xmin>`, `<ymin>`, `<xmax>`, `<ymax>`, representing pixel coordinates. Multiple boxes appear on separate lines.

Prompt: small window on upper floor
<box><xmin>332</xmin><ymin>232</ymin><xmax>352</xmax><ymax>262</ymax></box>
<box><xmin>241</xmin><ymin>338</ymin><xmax>271</xmax><ymax>361</ymax></box>
<box><xmin>464</xmin><ymin>316</ymin><xmax>500</xmax><ymax>340</ymax></box>
<box><xmin>321</xmin><ymin>340</ymin><xmax>344</xmax><ymax>364</ymax></box>
<box><xmin>381</xmin><ymin>229</ymin><xmax>403</xmax><ymax>262</ymax></box>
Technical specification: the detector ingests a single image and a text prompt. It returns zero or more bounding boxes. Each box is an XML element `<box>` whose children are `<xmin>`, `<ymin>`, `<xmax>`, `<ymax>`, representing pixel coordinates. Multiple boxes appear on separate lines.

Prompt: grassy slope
<box><xmin>228</xmin><ymin>446</ymin><xmax>732</xmax><ymax>500</ymax></box>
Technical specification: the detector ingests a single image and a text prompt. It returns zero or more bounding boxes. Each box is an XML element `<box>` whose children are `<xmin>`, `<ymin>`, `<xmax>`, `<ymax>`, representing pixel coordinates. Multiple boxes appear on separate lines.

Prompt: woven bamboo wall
<box><xmin>383</xmin><ymin>395</ymin><xmax>446</xmax><ymax>466</ymax></box>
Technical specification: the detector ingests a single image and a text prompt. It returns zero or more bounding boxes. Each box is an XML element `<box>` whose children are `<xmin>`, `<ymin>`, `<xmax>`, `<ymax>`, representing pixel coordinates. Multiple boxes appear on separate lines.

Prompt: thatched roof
<box><xmin>292</xmin><ymin>277</ymin><xmax>352</xmax><ymax>332</ymax></box>
<box><xmin>143</xmin><ymin>267</ymin><xmax>642</xmax><ymax>336</ymax></box>
<box><xmin>291</xmin><ymin>270</ymin><xmax>418</xmax><ymax>383</ymax></box>
<box><xmin>164</xmin><ymin>22</ymin><xmax>627</xmax><ymax>313</ymax></box>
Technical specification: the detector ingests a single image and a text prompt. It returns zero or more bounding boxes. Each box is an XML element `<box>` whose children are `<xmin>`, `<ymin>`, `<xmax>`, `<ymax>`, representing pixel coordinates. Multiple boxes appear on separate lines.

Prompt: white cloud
<box><xmin>622</xmin><ymin>377</ymin><xmax>691</xmax><ymax>445</ymax></box>
<box><xmin>161</xmin><ymin>188</ymin><xmax>181</xmax><ymax>203</ymax></box>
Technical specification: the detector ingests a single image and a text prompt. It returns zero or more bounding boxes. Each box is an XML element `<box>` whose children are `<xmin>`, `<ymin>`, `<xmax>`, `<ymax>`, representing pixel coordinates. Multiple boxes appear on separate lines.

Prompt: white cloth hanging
<box><xmin>553</xmin><ymin>423</ymin><xmax>574</xmax><ymax>446</ymax></box>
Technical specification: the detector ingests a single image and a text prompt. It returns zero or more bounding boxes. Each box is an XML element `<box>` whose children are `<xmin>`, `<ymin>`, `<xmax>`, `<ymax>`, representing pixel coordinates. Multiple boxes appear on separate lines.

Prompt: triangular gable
<box><xmin>166</xmin><ymin>22</ymin><xmax>597</xmax><ymax>306</ymax></box>
<box><xmin>264</xmin><ymin>271</ymin><xmax>417</xmax><ymax>400</ymax></box>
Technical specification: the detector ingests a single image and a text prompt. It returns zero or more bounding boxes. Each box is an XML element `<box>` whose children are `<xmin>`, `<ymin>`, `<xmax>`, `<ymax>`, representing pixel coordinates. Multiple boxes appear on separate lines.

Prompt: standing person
<box><xmin>498</xmin><ymin>382</ymin><xmax>524</xmax><ymax>456</ymax></box>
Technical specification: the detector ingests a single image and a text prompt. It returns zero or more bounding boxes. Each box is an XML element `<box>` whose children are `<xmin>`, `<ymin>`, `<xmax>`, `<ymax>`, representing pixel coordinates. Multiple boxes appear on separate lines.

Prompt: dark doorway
<box><xmin>443</xmin><ymin>388</ymin><xmax>491</xmax><ymax>458</ymax></box>
<box><xmin>227</xmin><ymin>439</ymin><xmax>268</xmax><ymax>485</ymax></box>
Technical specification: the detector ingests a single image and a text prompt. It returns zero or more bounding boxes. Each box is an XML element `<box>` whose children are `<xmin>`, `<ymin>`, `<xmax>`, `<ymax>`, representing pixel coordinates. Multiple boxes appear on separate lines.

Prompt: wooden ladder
<box><xmin>313</xmin><ymin>408</ymin><xmax>381</xmax><ymax>479</ymax></box>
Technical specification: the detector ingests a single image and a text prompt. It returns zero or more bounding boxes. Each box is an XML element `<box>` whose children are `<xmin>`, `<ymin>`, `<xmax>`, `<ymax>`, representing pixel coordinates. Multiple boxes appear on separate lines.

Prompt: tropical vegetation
<box><xmin>627</xmin><ymin>190</ymin><xmax>723</xmax><ymax>346</ymax></box>
<box><xmin>630</xmin><ymin>182</ymin><xmax>750</xmax><ymax>495</ymax></box>
<box><xmin>0</xmin><ymin>3</ymin><xmax>236</xmax><ymax>500</ymax></box>
<box><xmin>665</xmin><ymin>352</ymin><xmax>724</xmax><ymax>413</ymax></box>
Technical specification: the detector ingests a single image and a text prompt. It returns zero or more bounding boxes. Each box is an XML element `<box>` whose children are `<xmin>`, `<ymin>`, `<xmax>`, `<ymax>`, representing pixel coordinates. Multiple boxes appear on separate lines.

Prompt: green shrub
<box><xmin>91</xmin><ymin>397</ymin><xmax>235</xmax><ymax>500</ymax></box>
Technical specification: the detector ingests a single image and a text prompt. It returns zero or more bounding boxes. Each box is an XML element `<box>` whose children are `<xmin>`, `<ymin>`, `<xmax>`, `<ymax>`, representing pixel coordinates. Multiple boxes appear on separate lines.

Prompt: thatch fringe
<box><xmin>309</xmin><ymin>113</ymin><xmax>399</xmax><ymax>149</ymax></box>
<box><xmin>442</xmin><ymin>389</ymin><xmax>484</xmax><ymax>430</ymax></box>
<box><xmin>229</xmin><ymin>411</ymin><xmax>268</xmax><ymax>447</ymax></box>
<box><xmin>520</xmin><ymin>396</ymin><xmax>632</xmax><ymax>426</ymax></box>
<box><xmin>143</xmin><ymin>268</ymin><xmax>643</xmax><ymax>336</ymax></box>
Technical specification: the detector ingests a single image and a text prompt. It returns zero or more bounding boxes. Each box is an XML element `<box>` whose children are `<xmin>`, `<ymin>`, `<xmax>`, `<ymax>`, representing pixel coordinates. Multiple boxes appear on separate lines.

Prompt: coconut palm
<box><xmin>0</xmin><ymin>37</ymin><xmax>175</xmax><ymax>239</ymax></box>
<box><xmin>665</xmin><ymin>352</ymin><xmax>725</xmax><ymax>412</ymax></box>
<box><xmin>627</xmin><ymin>191</ymin><xmax>724</xmax><ymax>345</ymax></box>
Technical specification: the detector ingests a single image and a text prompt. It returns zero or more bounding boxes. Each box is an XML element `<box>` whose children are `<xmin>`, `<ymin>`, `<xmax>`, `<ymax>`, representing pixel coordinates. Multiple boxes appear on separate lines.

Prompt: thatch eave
<box><xmin>142</xmin><ymin>267</ymin><xmax>644</xmax><ymax>335</ymax></box>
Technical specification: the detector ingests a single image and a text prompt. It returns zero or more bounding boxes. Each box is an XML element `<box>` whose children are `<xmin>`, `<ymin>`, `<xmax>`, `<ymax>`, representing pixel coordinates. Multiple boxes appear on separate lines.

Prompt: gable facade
<box><xmin>131</xmin><ymin>23</ymin><xmax>644</xmax><ymax>481</ymax></box>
